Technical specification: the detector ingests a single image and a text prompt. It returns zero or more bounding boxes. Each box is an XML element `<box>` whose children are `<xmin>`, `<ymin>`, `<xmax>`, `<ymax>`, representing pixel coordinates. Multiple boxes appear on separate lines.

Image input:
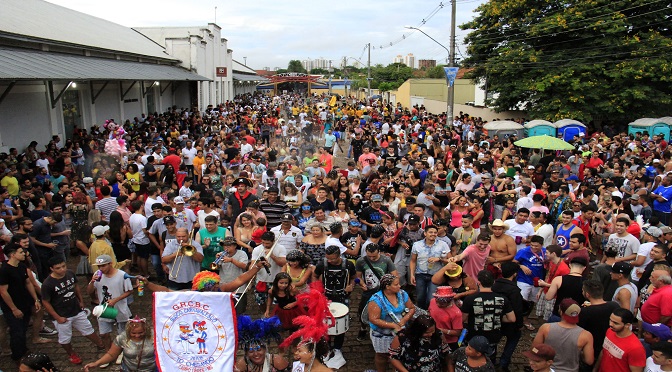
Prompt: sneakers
<box><xmin>324</xmin><ymin>349</ymin><xmax>346</xmax><ymax>369</ymax></box>
<box><xmin>69</xmin><ymin>353</ymin><xmax>82</xmax><ymax>365</ymax></box>
<box><xmin>39</xmin><ymin>326</ymin><xmax>57</xmax><ymax>336</ymax></box>
<box><xmin>357</xmin><ymin>328</ymin><xmax>368</xmax><ymax>341</ymax></box>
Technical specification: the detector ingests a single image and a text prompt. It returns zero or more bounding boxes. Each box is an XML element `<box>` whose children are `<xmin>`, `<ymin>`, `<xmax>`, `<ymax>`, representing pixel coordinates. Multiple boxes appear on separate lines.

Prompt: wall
<box><xmin>0</xmin><ymin>83</ymin><xmax>53</xmax><ymax>151</ymax></box>
<box><xmin>423</xmin><ymin>99</ymin><xmax>526</xmax><ymax>121</ymax></box>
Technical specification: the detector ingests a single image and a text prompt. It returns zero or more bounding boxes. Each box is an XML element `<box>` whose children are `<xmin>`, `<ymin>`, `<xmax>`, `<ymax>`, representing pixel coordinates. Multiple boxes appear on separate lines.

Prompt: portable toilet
<box><xmin>524</xmin><ymin>120</ymin><xmax>556</xmax><ymax>137</ymax></box>
<box><xmin>628</xmin><ymin>118</ymin><xmax>672</xmax><ymax>141</ymax></box>
<box><xmin>554</xmin><ymin>119</ymin><xmax>586</xmax><ymax>141</ymax></box>
<box><xmin>483</xmin><ymin>121</ymin><xmax>525</xmax><ymax>140</ymax></box>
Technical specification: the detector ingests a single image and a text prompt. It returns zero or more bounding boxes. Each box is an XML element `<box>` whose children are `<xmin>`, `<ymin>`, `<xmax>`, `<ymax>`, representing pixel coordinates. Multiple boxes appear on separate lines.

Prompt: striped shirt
<box><xmin>95</xmin><ymin>197</ymin><xmax>118</xmax><ymax>221</ymax></box>
<box><xmin>258</xmin><ymin>200</ymin><xmax>290</xmax><ymax>229</ymax></box>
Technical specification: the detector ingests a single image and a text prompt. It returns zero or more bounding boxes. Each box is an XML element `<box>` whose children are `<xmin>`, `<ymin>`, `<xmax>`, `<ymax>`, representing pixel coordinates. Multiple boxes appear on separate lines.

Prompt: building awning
<box><xmin>0</xmin><ymin>47</ymin><xmax>209</xmax><ymax>81</ymax></box>
<box><xmin>232</xmin><ymin>73</ymin><xmax>268</xmax><ymax>83</ymax></box>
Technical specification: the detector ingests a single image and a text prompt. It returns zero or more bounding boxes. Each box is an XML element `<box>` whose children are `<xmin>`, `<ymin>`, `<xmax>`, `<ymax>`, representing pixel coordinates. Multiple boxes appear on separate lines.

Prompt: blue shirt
<box><xmin>514</xmin><ymin>246</ymin><xmax>546</xmax><ymax>285</ymax></box>
<box><xmin>324</xmin><ymin>134</ymin><xmax>337</xmax><ymax>148</ymax></box>
<box><xmin>411</xmin><ymin>239</ymin><xmax>451</xmax><ymax>275</ymax></box>
<box><xmin>653</xmin><ymin>185</ymin><xmax>672</xmax><ymax>213</ymax></box>
<box><xmin>368</xmin><ymin>290</ymin><xmax>409</xmax><ymax>333</ymax></box>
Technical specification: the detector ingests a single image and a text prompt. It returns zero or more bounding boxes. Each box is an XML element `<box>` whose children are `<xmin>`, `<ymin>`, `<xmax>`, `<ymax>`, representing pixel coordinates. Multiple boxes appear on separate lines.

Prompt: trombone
<box><xmin>169</xmin><ymin>228</ymin><xmax>196</xmax><ymax>280</ymax></box>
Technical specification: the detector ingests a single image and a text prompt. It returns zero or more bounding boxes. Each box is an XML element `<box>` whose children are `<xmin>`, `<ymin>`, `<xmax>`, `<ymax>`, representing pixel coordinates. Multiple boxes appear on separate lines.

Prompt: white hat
<box><xmin>173</xmin><ymin>196</ymin><xmax>185</xmax><ymax>204</ymax></box>
<box><xmin>92</xmin><ymin>225</ymin><xmax>110</xmax><ymax>236</ymax></box>
<box><xmin>654</xmin><ymin>159</ymin><xmax>661</xmax><ymax>163</ymax></box>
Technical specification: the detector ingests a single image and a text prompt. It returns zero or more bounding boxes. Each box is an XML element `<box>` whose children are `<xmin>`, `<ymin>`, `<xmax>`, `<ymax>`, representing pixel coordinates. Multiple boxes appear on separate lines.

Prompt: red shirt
<box><xmin>599</xmin><ymin>329</ymin><xmax>646</xmax><ymax>372</ymax></box>
<box><xmin>641</xmin><ymin>285</ymin><xmax>672</xmax><ymax>326</ymax></box>
<box><xmin>162</xmin><ymin>154</ymin><xmax>181</xmax><ymax>172</ymax></box>
<box><xmin>572</xmin><ymin>216</ymin><xmax>591</xmax><ymax>243</ymax></box>
<box><xmin>543</xmin><ymin>260</ymin><xmax>570</xmax><ymax>293</ymax></box>
<box><xmin>428</xmin><ymin>298</ymin><xmax>462</xmax><ymax>344</ymax></box>
<box><xmin>587</xmin><ymin>157</ymin><xmax>604</xmax><ymax>169</ymax></box>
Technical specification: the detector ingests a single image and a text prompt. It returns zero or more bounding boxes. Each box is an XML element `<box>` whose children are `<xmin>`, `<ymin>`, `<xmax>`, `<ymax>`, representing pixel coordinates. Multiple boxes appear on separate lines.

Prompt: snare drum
<box><xmin>326</xmin><ymin>302</ymin><xmax>350</xmax><ymax>336</ymax></box>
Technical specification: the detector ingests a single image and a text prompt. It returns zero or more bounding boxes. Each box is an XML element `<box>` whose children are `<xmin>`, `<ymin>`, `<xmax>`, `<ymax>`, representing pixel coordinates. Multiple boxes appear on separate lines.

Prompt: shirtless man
<box><xmin>487</xmin><ymin>219</ymin><xmax>517</xmax><ymax>278</ymax></box>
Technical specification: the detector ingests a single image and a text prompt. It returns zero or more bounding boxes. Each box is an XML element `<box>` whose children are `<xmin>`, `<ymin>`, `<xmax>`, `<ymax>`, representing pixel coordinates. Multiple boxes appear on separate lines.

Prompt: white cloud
<box><xmin>47</xmin><ymin>0</ymin><xmax>485</xmax><ymax>69</ymax></box>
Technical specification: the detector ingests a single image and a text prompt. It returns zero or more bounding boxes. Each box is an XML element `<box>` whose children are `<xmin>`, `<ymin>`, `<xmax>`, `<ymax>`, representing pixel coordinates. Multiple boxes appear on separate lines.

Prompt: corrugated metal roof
<box><xmin>1</xmin><ymin>0</ymin><xmax>176</xmax><ymax>61</ymax></box>
<box><xmin>233</xmin><ymin>73</ymin><xmax>268</xmax><ymax>82</ymax></box>
<box><xmin>0</xmin><ymin>47</ymin><xmax>209</xmax><ymax>81</ymax></box>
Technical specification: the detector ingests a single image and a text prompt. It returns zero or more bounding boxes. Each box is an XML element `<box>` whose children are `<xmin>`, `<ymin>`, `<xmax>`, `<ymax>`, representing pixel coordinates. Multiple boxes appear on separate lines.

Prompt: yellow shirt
<box><xmin>87</xmin><ymin>240</ymin><xmax>125</xmax><ymax>269</ymax></box>
<box><xmin>125</xmin><ymin>172</ymin><xmax>141</xmax><ymax>192</ymax></box>
<box><xmin>0</xmin><ymin>175</ymin><xmax>19</xmax><ymax>197</ymax></box>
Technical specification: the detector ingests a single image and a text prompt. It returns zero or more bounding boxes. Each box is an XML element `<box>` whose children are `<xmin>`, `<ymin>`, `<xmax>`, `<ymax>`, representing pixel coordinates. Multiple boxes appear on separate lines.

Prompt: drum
<box><xmin>326</xmin><ymin>302</ymin><xmax>350</xmax><ymax>336</ymax></box>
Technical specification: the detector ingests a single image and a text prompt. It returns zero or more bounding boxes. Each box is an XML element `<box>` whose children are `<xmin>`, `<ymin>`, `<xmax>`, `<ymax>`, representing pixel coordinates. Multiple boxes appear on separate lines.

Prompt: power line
<box><xmin>369</xmin><ymin>2</ymin><xmax>447</xmax><ymax>51</ymax></box>
<box><xmin>459</xmin><ymin>0</ymin><xmax>670</xmax><ymax>45</ymax></box>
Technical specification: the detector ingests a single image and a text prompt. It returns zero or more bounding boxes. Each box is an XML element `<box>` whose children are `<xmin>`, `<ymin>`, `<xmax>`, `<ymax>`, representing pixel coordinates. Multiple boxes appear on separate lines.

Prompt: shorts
<box><xmin>254</xmin><ymin>283</ymin><xmax>271</xmax><ymax>307</ymax></box>
<box><xmin>53</xmin><ymin>311</ymin><xmax>96</xmax><ymax>344</ymax></box>
<box><xmin>134</xmin><ymin>243</ymin><xmax>151</xmax><ymax>259</ymax></box>
<box><xmin>98</xmin><ymin>319</ymin><xmax>127</xmax><ymax>335</ymax></box>
<box><xmin>517</xmin><ymin>282</ymin><xmax>541</xmax><ymax>302</ymax></box>
<box><xmin>370</xmin><ymin>329</ymin><xmax>394</xmax><ymax>353</ymax></box>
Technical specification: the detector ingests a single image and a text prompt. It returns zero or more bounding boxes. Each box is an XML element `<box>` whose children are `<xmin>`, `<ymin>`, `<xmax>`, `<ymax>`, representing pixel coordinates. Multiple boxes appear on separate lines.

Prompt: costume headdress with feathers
<box><xmin>237</xmin><ymin>315</ymin><xmax>282</xmax><ymax>350</ymax></box>
<box><xmin>280</xmin><ymin>282</ymin><xmax>332</xmax><ymax>350</ymax></box>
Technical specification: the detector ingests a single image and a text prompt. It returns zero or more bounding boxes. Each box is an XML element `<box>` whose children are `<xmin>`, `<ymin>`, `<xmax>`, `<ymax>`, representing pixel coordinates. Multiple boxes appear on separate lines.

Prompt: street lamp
<box><xmin>406</xmin><ymin>25</ymin><xmax>455</xmax><ymax>126</ymax></box>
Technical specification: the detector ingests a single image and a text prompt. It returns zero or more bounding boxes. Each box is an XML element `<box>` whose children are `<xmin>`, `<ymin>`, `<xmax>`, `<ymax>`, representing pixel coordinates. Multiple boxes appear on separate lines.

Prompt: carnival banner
<box><xmin>154</xmin><ymin>291</ymin><xmax>237</xmax><ymax>372</ymax></box>
<box><xmin>443</xmin><ymin>67</ymin><xmax>459</xmax><ymax>87</ymax></box>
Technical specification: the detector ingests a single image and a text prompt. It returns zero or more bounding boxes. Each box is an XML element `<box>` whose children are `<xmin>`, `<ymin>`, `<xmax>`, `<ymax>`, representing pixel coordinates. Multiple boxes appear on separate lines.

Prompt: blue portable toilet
<box><xmin>628</xmin><ymin>118</ymin><xmax>672</xmax><ymax>141</ymax></box>
<box><xmin>524</xmin><ymin>120</ymin><xmax>556</xmax><ymax>137</ymax></box>
<box><xmin>554</xmin><ymin>119</ymin><xmax>586</xmax><ymax>142</ymax></box>
<box><xmin>483</xmin><ymin>121</ymin><xmax>525</xmax><ymax>140</ymax></box>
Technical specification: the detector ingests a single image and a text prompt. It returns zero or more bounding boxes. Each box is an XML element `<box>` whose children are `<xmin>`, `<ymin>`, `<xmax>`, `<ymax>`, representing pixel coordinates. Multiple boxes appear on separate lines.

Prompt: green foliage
<box><xmin>426</xmin><ymin>65</ymin><xmax>447</xmax><ymax>79</ymax></box>
<box><xmin>460</xmin><ymin>0</ymin><xmax>672</xmax><ymax>123</ymax></box>
<box><xmin>287</xmin><ymin>60</ymin><xmax>307</xmax><ymax>73</ymax></box>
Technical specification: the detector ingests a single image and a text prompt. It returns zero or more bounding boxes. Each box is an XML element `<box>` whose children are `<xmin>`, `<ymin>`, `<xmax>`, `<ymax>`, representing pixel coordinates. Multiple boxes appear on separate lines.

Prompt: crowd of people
<box><xmin>1</xmin><ymin>91</ymin><xmax>672</xmax><ymax>372</ymax></box>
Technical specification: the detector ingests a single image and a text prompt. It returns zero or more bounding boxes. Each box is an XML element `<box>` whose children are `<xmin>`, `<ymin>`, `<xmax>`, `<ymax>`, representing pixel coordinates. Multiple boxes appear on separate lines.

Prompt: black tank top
<box><xmin>553</xmin><ymin>274</ymin><xmax>586</xmax><ymax>316</ymax></box>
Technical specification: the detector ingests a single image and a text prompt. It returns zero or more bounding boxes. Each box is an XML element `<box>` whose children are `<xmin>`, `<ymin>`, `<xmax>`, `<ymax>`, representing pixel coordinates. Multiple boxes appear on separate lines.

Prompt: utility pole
<box><xmin>328</xmin><ymin>60</ymin><xmax>333</xmax><ymax>94</ymax></box>
<box><xmin>367</xmin><ymin>43</ymin><xmax>371</xmax><ymax>100</ymax></box>
<box><xmin>243</xmin><ymin>57</ymin><xmax>247</xmax><ymax>66</ymax></box>
<box><xmin>447</xmin><ymin>0</ymin><xmax>457</xmax><ymax>125</ymax></box>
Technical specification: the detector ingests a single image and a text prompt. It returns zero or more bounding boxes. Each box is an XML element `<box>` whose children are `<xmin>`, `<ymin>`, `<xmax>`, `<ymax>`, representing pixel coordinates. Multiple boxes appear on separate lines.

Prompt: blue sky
<box><xmin>48</xmin><ymin>0</ymin><xmax>486</xmax><ymax>70</ymax></box>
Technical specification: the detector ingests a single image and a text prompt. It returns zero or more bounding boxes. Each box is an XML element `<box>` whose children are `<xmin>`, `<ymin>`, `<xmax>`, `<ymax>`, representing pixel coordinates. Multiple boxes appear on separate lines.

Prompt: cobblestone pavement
<box><xmin>0</xmin><ymin>148</ymin><xmax>538</xmax><ymax>371</ymax></box>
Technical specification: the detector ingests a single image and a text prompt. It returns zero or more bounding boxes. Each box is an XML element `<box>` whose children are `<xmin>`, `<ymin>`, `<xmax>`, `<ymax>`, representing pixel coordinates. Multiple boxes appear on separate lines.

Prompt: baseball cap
<box><xmin>567</xmin><ymin>175</ymin><xmax>579</xmax><ymax>181</ymax></box>
<box><xmin>352</xmin><ymin>194</ymin><xmax>362</xmax><ymax>199</ymax></box>
<box><xmin>348</xmin><ymin>220</ymin><xmax>361</xmax><ymax>227</ymax></box>
<box><xmin>92</xmin><ymin>225</ymin><xmax>110</xmax><ymax>236</ymax></box>
<box><xmin>94</xmin><ymin>254</ymin><xmax>112</xmax><ymax>266</ymax></box>
<box><xmin>559</xmin><ymin>298</ymin><xmax>581</xmax><ymax>324</ymax></box>
<box><xmin>468</xmin><ymin>336</ymin><xmax>492</xmax><ymax>355</ymax></box>
<box><xmin>371</xmin><ymin>194</ymin><xmax>383</xmax><ymax>202</ymax></box>
<box><xmin>606</xmin><ymin>262</ymin><xmax>633</xmax><ymax>275</ymax></box>
<box><xmin>661</xmin><ymin>226</ymin><xmax>672</xmax><ymax>235</ymax></box>
<box><xmin>646</xmin><ymin>226</ymin><xmax>663</xmax><ymax>238</ymax></box>
<box><xmin>630</xmin><ymin>194</ymin><xmax>640</xmax><ymax>201</ymax></box>
<box><xmin>523</xmin><ymin>344</ymin><xmax>556</xmax><ymax>362</ymax></box>
<box><xmin>527</xmin><ymin>165</ymin><xmax>536</xmax><ymax>170</ymax></box>
<box><xmin>281</xmin><ymin>213</ymin><xmax>293</xmax><ymax>222</ymax></box>
<box><xmin>83</xmin><ymin>177</ymin><xmax>94</xmax><ymax>184</ymax></box>
<box><xmin>163</xmin><ymin>215</ymin><xmax>176</xmax><ymax>224</ymax></box>
<box><xmin>173</xmin><ymin>196</ymin><xmax>185</xmax><ymax>204</ymax></box>
<box><xmin>408</xmin><ymin>215</ymin><xmax>421</xmax><ymax>224</ymax></box>
<box><xmin>643</xmin><ymin>322</ymin><xmax>672</xmax><ymax>341</ymax></box>
<box><xmin>405</xmin><ymin>196</ymin><xmax>416</xmax><ymax>204</ymax></box>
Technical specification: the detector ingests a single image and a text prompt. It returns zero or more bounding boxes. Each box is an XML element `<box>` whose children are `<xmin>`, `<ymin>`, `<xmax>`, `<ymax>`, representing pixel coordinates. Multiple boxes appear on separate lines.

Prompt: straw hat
<box><xmin>290</xmin><ymin>167</ymin><xmax>303</xmax><ymax>176</ymax></box>
<box><xmin>490</xmin><ymin>219</ymin><xmax>509</xmax><ymax>230</ymax></box>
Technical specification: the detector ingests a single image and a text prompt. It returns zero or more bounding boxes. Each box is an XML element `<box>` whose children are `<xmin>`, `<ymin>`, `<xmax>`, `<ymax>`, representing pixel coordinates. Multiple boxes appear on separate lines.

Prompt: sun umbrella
<box><xmin>514</xmin><ymin>135</ymin><xmax>575</xmax><ymax>150</ymax></box>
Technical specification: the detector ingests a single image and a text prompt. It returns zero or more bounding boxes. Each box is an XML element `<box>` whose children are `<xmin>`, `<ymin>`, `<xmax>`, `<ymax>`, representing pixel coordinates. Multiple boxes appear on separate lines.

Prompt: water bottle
<box><xmin>137</xmin><ymin>281</ymin><xmax>144</xmax><ymax>297</ymax></box>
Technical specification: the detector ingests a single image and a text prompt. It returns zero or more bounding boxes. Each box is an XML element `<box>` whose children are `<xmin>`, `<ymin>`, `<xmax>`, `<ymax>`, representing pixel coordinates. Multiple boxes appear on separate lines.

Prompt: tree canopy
<box><xmin>286</xmin><ymin>60</ymin><xmax>307</xmax><ymax>73</ymax></box>
<box><xmin>460</xmin><ymin>0</ymin><xmax>672</xmax><ymax>124</ymax></box>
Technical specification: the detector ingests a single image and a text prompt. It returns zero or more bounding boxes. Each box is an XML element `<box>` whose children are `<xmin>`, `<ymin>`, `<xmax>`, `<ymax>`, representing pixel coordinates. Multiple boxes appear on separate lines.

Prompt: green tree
<box><xmin>426</xmin><ymin>65</ymin><xmax>447</xmax><ymax>79</ymax></box>
<box><xmin>460</xmin><ymin>0</ymin><xmax>672</xmax><ymax>123</ymax></box>
<box><xmin>287</xmin><ymin>60</ymin><xmax>307</xmax><ymax>73</ymax></box>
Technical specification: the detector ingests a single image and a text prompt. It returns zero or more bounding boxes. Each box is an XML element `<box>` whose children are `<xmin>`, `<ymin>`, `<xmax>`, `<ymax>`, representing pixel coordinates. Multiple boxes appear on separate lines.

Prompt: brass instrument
<box><xmin>209</xmin><ymin>253</ymin><xmax>225</xmax><ymax>271</ymax></box>
<box><xmin>169</xmin><ymin>229</ymin><xmax>195</xmax><ymax>280</ymax></box>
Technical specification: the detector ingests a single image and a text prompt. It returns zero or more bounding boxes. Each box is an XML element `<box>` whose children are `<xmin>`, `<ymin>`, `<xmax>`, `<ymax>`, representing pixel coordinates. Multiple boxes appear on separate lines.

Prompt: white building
<box><xmin>404</xmin><ymin>53</ymin><xmax>416</xmax><ymax>69</ymax></box>
<box><xmin>232</xmin><ymin>60</ymin><xmax>269</xmax><ymax>96</ymax></box>
<box><xmin>0</xmin><ymin>0</ymin><xmax>209</xmax><ymax>151</ymax></box>
<box><xmin>135</xmin><ymin>24</ymin><xmax>234</xmax><ymax>109</ymax></box>
<box><xmin>393</xmin><ymin>55</ymin><xmax>404</xmax><ymax>64</ymax></box>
